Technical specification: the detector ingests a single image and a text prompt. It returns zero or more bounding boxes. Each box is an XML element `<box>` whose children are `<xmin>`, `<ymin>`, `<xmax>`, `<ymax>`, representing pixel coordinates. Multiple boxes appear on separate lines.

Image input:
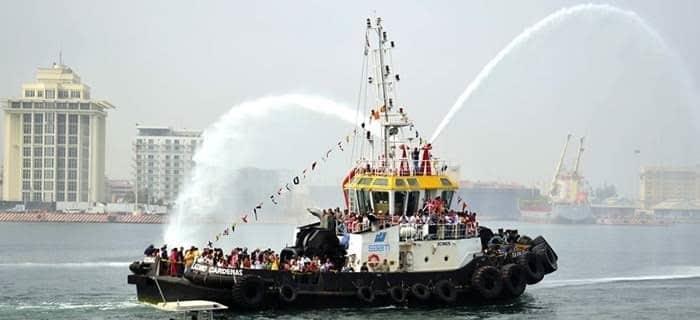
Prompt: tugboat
<box><xmin>128</xmin><ymin>17</ymin><xmax>558</xmax><ymax>311</ymax></box>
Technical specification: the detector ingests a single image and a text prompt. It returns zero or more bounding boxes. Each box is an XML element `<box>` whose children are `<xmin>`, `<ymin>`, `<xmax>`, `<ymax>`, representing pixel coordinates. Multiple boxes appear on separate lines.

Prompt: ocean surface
<box><xmin>1</xmin><ymin>221</ymin><xmax>699</xmax><ymax>319</ymax></box>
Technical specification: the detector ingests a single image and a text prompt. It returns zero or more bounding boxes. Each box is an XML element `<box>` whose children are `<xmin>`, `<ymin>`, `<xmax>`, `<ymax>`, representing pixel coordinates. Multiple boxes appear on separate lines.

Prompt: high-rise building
<box><xmin>2</xmin><ymin>63</ymin><xmax>114</xmax><ymax>203</ymax></box>
<box><xmin>133</xmin><ymin>126</ymin><xmax>202</xmax><ymax>205</ymax></box>
<box><xmin>640</xmin><ymin>166</ymin><xmax>700</xmax><ymax>209</ymax></box>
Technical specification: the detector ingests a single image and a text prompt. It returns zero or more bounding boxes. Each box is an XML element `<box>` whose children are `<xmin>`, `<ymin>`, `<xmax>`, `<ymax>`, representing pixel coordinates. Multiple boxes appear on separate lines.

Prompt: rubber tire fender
<box><xmin>517</xmin><ymin>252</ymin><xmax>545</xmax><ymax>285</ymax></box>
<box><xmin>232</xmin><ymin>276</ymin><xmax>266</xmax><ymax>308</ymax></box>
<box><xmin>532</xmin><ymin>236</ymin><xmax>558</xmax><ymax>260</ymax></box>
<box><xmin>433</xmin><ymin>279</ymin><xmax>458</xmax><ymax>303</ymax></box>
<box><xmin>388</xmin><ymin>285</ymin><xmax>407</xmax><ymax>304</ymax></box>
<box><xmin>356</xmin><ymin>286</ymin><xmax>375</xmax><ymax>303</ymax></box>
<box><xmin>534</xmin><ymin>243</ymin><xmax>558</xmax><ymax>274</ymax></box>
<box><xmin>501</xmin><ymin>263</ymin><xmax>527</xmax><ymax>298</ymax></box>
<box><xmin>410</xmin><ymin>283</ymin><xmax>431</xmax><ymax>300</ymax></box>
<box><xmin>278</xmin><ymin>284</ymin><xmax>297</xmax><ymax>303</ymax></box>
<box><xmin>471</xmin><ymin>265</ymin><xmax>503</xmax><ymax>299</ymax></box>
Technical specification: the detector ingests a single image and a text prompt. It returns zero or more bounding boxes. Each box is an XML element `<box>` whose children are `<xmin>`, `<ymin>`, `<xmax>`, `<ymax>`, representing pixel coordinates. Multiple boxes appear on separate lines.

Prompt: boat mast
<box><xmin>373</xmin><ymin>17</ymin><xmax>391</xmax><ymax>164</ymax></box>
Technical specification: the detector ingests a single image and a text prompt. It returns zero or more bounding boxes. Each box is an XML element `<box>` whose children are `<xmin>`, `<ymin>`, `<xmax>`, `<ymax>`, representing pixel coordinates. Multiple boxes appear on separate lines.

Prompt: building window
<box><xmin>33</xmin><ymin>181</ymin><xmax>42</xmax><ymax>191</ymax></box>
<box><xmin>67</xmin><ymin>193</ymin><xmax>76</xmax><ymax>201</ymax></box>
<box><xmin>45</xmin><ymin>136</ymin><xmax>54</xmax><ymax>144</ymax></box>
<box><xmin>68</xmin><ymin>159</ymin><xmax>77</xmax><ymax>168</ymax></box>
<box><xmin>23</xmin><ymin>135</ymin><xmax>31</xmax><ymax>144</ymax></box>
<box><xmin>44</xmin><ymin>181</ymin><xmax>54</xmax><ymax>190</ymax></box>
<box><xmin>57</xmin><ymin>147</ymin><xmax>66</xmax><ymax>157</ymax></box>
<box><xmin>68</xmin><ymin>103</ymin><xmax>78</xmax><ymax>110</ymax></box>
<box><xmin>68</xmin><ymin>147</ymin><xmax>78</xmax><ymax>157</ymax></box>
<box><xmin>57</xmin><ymin>103</ymin><xmax>66</xmax><ymax>109</ymax></box>
<box><xmin>12</xmin><ymin>102</ymin><xmax>20</xmax><ymax>108</ymax></box>
<box><xmin>33</xmin><ymin>170</ymin><xmax>42</xmax><ymax>179</ymax></box>
<box><xmin>45</xmin><ymin>90</ymin><xmax>55</xmax><ymax>99</ymax></box>
<box><xmin>58</xmin><ymin>90</ymin><xmax>69</xmax><ymax>98</ymax></box>
<box><xmin>22</xmin><ymin>181</ymin><xmax>31</xmax><ymax>190</ymax></box>
<box><xmin>34</xmin><ymin>159</ymin><xmax>43</xmax><ymax>168</ymax></box>
<box><xmin>37</xmin><ymin>90</ymin><xmax>43</xmax><ymax>98</ymax></box>
<box><xmin>67</xmin><ymin>182</ymin><xmax>77</xmax><ymax>191</ymax></box>
<box><xmin>34</xmin><ymin>136</ymin><xmax>43</xmax><ymax>144</ymax></box>
<box><xmin>22</xmin><ymin>170</ymin><xmax>31</xmax><ymax>179</ymax></box>
<box><xmin>79</xmin><ymin>103</ymin><xmax>89</xmax><ymax>110</ymax></box>
<box><xmin>23</xmin><ymin>125</ymin><xmax>32</xmax><ymax>134</ymax></box>
<box><xmin>22</xmin><ymin>102</ymin><xmax>33</xmax><ymax>109</ymax></box>
<box><xmin>68</xmin><ymin>171</ymin><xmax>77</xmax><ymax>179</ymax></box>
<box><xmin>23</xmin><ymin>147</ymin><xmax>31</xmax><ymax>157</ymax></box>
<box><xmin>44</xmin><ymin>159</ymin><xmax>53</xmax><ymax>168</ymax></box>
<box><xmin>23</xmin><ymin>159</ymin><xmax>31</xmax><ymax>168</ymax></box>
<box><xmin>68</xmin><ymin>136</ymin><xmax>78</xmax><ymax>144</ymax></box>
<box><xmin>70</xmin><ymin>90</ymin><xmax>81</xmax><ymax>98</ymax></box>
<box><xmin>45</xmin><ymin>170</ymin><xmax>53</xmax><ymax>179</ymax></box>
<box><xmin>25</xmin><ymin>90</ymin><xmax>35</xmax><ymax>97</ymax></box>
<box><xmin>34</xmin><ymin>147</ymin><xmax>42</xmax><ymax>157</ymax></box>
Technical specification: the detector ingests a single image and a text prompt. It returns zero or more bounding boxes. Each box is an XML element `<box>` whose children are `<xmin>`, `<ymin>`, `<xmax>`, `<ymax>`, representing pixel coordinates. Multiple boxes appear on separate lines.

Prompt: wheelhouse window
<box><xmin>357</xmin><ymin>189</ymin><xmax>372</xmax><ymax>214</ymax></box>
<box><xmin>395</xmin><ymin>191</ymin><xmax>407</xmax><ymax>216</ymax></box>
<box><xmin>441</xmin><ymin>190</ymin><xmax>455</xmax><ymax>209</ymax></box>
<box><xmin>406</xmin><ymin>191</ymin><xmax>420</xmax><ymax>216</ymax></box>
<box><xmin>371</xmin><ymin>191</ymin><xmax>389</xmax><ymax>215</ymax></box>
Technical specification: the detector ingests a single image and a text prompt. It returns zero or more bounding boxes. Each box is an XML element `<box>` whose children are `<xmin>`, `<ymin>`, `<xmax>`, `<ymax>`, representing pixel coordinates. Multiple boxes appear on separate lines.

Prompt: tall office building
<box><xmin>133</xmin><ymin>126</ymin><xmax>202</xmax><ymax>205</ymax></box>
<box><xmin>2</xmin><ymin>63</ymin><xmax>114</xmax><ymax>203</ymax></box>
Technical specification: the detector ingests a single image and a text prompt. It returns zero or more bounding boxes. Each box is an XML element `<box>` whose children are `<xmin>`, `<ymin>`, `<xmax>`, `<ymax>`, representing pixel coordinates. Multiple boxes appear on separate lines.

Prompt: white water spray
<box><xmin>163</xmin><ymin>94</ymin><xmax>357</xmax><ymax>246</ymax></box>
<box><xmin>430</xmin><ymin>3</ymin><xmax>676</xmax><ymax>143</ymax></box>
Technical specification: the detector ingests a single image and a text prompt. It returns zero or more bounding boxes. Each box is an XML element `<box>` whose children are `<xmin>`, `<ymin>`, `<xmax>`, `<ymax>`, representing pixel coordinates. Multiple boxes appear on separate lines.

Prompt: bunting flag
<box><xmin>205</xmin><ymin>123</ymin><xmax>376</xmax><ymax>246</ymax></box>
<box><xmin>457</xmin><ymin>196</ymin><xmax>463</xmax><ymax>204</ymax></box>
<box><xmin>207</xmin><ymin>241</ymin><xmax>213</xmax><ymax>248</ymax></box>
<box><xmin>415</xmin><ymin>131</ymin><xmax>419</xmax><ymax>138</ymax></box>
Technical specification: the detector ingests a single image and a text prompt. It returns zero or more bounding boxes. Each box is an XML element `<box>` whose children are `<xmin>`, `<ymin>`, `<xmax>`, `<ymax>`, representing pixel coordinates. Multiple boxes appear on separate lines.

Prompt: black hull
<box><xmin>128</xmin><ymin>246</ymin><xmax>557</xmax><ymax>311</ymax></box>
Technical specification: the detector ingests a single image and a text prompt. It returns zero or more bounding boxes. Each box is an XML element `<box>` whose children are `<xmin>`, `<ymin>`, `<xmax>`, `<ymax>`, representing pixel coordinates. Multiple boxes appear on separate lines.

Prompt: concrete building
<box><xmin>105</xmin><ymin>178</ymin><xmax>133</xmax><ymax>203</ymax></box>
<box><xmin>133</xmin><ymin>126</ymin><xmax>202</xmax><ymax>205</ymax></box>
<box><xmin>2</xmin><ymin>63</ymin><xmax>113</xmax><ymax>203</ymax></box>
<box><xmin>640</xmin><ymin>166</ymin><xmax>700</xmax><ymax>209</ymax></box>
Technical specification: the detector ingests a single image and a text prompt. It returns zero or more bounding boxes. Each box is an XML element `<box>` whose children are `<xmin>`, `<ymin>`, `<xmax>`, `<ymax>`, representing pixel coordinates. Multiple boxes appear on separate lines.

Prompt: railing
<box><xmin>352</xmin><ymin>159</ymin><xmax>452</xmax><ymax>177</ymax></box>
<box><xmin>399</xmin><ymin>223</ymin><xmax>478</xmax><ymax>241</ymax></box>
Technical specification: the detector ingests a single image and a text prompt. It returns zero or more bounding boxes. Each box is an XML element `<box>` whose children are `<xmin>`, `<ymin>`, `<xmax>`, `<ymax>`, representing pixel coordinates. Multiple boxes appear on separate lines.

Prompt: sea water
<box><xmin>1</xmin><ymin>222</ymin><xmax>699</xmax><ymax>319</ymax></box>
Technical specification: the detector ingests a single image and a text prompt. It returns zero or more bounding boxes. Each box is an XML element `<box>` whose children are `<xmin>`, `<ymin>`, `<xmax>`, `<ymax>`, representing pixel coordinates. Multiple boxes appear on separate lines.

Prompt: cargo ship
<box><xmin>521</xmin><ymin>134</ymin><xmax>594</xmax><ymax>224</ymax></box>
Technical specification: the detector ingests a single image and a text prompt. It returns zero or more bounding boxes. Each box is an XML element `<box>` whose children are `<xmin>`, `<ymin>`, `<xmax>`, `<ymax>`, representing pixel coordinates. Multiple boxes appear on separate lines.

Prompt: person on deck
<box><xmin>411</xmin><ymin>147</ymin><xmax>420</xmax><ymax>174</ymax></box>
<box><xmin>168</xmin><ymin>248</ymin><xmax>179</xmax><ymax>276</ymax></box>
<box><xmin>184</xmin><ymin>247</ymin><xmax>195</xmax><ymax>272</ymax></box>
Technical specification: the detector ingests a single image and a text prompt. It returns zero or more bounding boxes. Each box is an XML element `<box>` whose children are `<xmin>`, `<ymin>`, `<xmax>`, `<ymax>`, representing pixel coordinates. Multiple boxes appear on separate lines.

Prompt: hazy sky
<box><xmin>1</xmin><ymin>1</ymin><xmax>699</xmax><ymax>196</ymax></box>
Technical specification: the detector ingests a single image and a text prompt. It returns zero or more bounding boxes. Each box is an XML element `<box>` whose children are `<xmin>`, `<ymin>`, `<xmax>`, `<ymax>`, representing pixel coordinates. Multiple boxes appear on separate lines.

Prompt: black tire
<box><xmin>433</xmin><ymin>280</ymin><xmax>458</xmax><ymax>303</ymax></box>
<box><xmin>501</xmin><ymin>263</ymin><xmax>527</xmax><ymax>297</ymax></box>
<box><xmin>471</xmin><ymin>265</ymin><xmax>503</xmax><ymax>299</ymax></box>
<box><xmin>129</xmin><ymin>261</ymin><xmax>148</xmax><ymax>275</ymax></box>
<box><xmin>388</xmin><ymin>286</ymin><xmax>406</xmax><ymax>304</ymax></box>
<box><xmin>517</xmin><ymin>252</ymin><xmax>544</xmax><ymax>284</ymax></box>
<box><xmin>410</xmin><ymin>283</ymin><xmax>431</xmax><ymax>300</ymax></box>
<box><xmin>534</xmin><ymin>243</ymin><xmax>558</xmax><ymax>274</ymax></box>
<box><xmin>278</xmin><ymin>284</ymin><xmax>297</xmax><ymax>303</ymax></box>
<box><xmin>532</xmin><ymin>236</ymin><xmax>558</xmax><ymax>260</ymax></box>
<box><xmin>357</xmin><ymin>286</ymin><xmax>375</xmax><ymax>303</ymax></box>
<box><xmin>232</xmin><ymin>276</ymin><xmax>266</xmax><ymax>308</ymax></box>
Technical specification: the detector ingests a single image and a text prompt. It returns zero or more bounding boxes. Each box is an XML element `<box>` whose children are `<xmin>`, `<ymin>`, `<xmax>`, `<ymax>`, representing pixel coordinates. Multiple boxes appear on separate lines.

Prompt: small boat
<box><xmin>128</xmin><ymin>16</ymin><xmax>558</xmax><ymax>311</ymax></box>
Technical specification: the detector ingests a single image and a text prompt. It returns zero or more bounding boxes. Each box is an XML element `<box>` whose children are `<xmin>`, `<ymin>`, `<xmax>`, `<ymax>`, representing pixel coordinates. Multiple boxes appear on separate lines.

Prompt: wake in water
<box><xmin>430</xmin><ymin>3</ymin><xmax>686</xmax><ymax>143</ymax></box>
<box><xmin>535</xmin><ymin>266</ymin><xmax>700</xmax><ymax>289</ymax></box>
<box><xmin>0</xmin><ymin>262</ymin><xmax>130</xmax><ymax>268</ymax></box>
<box><xmin>163</xmin><ymin>94</ymin><xmax>359</xmax><ymax>246</ymax></box>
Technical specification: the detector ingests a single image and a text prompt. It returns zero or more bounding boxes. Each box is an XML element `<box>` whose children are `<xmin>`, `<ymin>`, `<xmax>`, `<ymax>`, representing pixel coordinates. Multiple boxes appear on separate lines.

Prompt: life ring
<box><xmin>500</xmin><ymin>263</ymin><xmax>527</xmax><ymax>297</ymax></box>
<box><xmin>388</xmin><ymin>285</ymin><xmax>406</xmax><ymax>304</ymax></box>
<box><xmin>534</xmin><ymin>243</ymin><xmax>558</xmax><ymax>274</ymax></box>
<box><xmin>356</xmin><ymin>286</ymin><xmax>375</xmax><ymax>303</ymax></box>
<box><xmin>433</xmin><ymin>279</ymin><xmax>457</xmax><ymax>303</ymax></box>
<box><xmin>278</xmin><ymin>284</ymin><xmax>297</xmax><ymax>303</ymax></box>
<box><xmin>232</xmin><ymin>276</ymin><xmax>266</xmax><ymax>308</ymax></box>
<box><xmin>410</xmin><ymin>283</ymin><xmax>431</xmax><ymax>300</ymax></box>
<box><xmin>471</xmin><ymin>265</ymin><xmax>503</xmax><ymax>299</ymax></box>
<box><xmin>516</xmin><ymin>252</ymin><xmax>544</xmax><ymax>284</ymax></box>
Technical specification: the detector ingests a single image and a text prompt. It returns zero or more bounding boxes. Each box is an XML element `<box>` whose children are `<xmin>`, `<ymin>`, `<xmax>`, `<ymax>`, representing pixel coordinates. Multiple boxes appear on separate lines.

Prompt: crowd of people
<box><xmin>143</xmin><ymin>244</ymin><xmax>356</xmax><ymax>276</ymax></box>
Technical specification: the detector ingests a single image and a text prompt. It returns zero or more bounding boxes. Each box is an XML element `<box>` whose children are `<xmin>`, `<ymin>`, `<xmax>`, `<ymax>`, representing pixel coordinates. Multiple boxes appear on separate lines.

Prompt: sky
<box><xmin>1</xmin><ymin>0</ymin><xmax>699</xmax><ymax>196</ymax></box>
